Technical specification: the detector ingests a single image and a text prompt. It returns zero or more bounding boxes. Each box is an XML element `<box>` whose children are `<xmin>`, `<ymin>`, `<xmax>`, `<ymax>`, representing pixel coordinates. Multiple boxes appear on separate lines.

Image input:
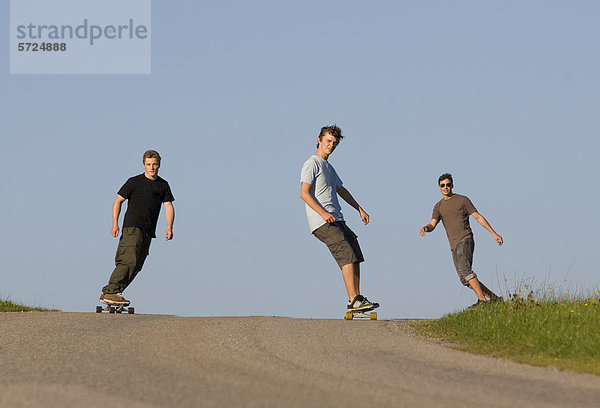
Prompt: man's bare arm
<box><xmin>337</xmin><ymin>186</ymin><xmax>369</xmax><ymax>225</ymax></box>
<box><xmin>472</xmin><ymin>212</ymin><xmax>503</xmax><ymax>245</ymax></box>
<box><xmin>300</xmin><ymin>182</ymin><xmax>336</xmax><ymax>223</ymax></box>
<box><xmin>419</xmin><ymin>218</ymin><xmax>439</xmax><ymax>236</ymax></box>
<box><xmin>111</xmin><ymin>195</ymin><xmax>126</xmax><ymax>237</ymax></box>
<box><xmin>164</xmin><ymin>201</ymin><xmax>175</xmax><ymax>240</ymax></box>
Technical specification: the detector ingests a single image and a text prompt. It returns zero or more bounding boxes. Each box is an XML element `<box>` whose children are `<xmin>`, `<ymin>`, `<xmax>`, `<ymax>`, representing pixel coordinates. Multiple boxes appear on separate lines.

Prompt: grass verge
<box><xmin>412</xmin><ymin>287</ymin><xmax>600</xmax><ymax>376</ymax></box>
<box><xmin>0</xmin><ymin>298</ymin><xmax>58</xmax><ymax>312</ymax></box>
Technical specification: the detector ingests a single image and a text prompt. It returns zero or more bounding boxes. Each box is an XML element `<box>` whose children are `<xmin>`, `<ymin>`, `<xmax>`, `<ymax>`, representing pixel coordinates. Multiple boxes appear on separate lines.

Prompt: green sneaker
<box><xmin>362</xmin><ymin>296</ymin><xmax>380</xmax><ymax>309</ymax></box>
<box><xmin>348</xmin><ymin>295</ymin><xmax>375</xmax><ymax>312</ymax></box>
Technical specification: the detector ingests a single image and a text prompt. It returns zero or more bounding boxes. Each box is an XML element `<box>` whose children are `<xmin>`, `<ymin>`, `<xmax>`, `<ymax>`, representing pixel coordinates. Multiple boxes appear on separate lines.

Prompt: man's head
<box><xmin>316</xmin><ymin>125</ymin><xmax>344</xmax><ymax>157</ymax></box>
<box><xmin>143</xmin><ymin>150</ymin><xmax>161</xmax><ymax>180</ymax></box>
<box><xmin>438</xmin><ymin>173</ymin><xmax>453</xmax><ymax>196</ymax></box>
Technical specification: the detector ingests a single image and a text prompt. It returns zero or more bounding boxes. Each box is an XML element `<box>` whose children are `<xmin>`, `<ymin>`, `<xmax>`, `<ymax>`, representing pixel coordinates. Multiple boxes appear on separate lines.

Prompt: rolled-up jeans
<box><xmin>102</xmin><ymin>226</ymin><xmax>151</xmax><ymax>294</ymax></box>
<box><xmin>451</xmin><ymin>237</ymin><xmax>477</xmax><ymax>286</ymax></box>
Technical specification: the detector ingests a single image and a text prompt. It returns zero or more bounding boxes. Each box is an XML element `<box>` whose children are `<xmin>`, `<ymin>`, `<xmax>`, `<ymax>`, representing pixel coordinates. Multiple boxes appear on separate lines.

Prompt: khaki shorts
<box><xmin>313</xmin><ymin>221</ymin><xmax>364</xmax><ymax>269</ymax></box>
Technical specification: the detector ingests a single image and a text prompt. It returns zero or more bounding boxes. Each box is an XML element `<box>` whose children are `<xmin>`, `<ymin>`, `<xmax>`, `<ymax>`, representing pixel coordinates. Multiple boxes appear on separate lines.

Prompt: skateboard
<box><xmin>96</xmin><ymin>302</ymin><xmax>135</xmax><ymax>314</ymax></box>
<box><xmin>345</xmin><ymin>307</ymin><xmax>377</xmax><ymax>320</ymax></box>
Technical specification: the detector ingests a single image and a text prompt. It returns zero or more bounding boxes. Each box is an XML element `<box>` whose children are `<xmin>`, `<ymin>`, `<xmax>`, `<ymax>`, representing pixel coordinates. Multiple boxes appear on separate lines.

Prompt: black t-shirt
<box><xmin>118</xmin><ymin>174</ymin><xmax>175</xmax><ymax>238</ymax></box>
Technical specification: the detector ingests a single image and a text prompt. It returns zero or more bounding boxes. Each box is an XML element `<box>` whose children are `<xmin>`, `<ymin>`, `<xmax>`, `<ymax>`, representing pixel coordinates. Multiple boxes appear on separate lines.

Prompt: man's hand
<box><xmin>493</xmin><ymin>233</ymin><xmax>503</xmax><ymax>246</ymax></box>
<box><xmin>165</xmin><ymin>229</ymin><xmax>174</xmax><ymax>241</ymax></box>
<box><xmin>359</xmin><ymin>208</ymin><xmax>369</xmax><ymax>225</ymax></box>
<box><xmin>321</xmin><ymin>212</ymin><xmax>336</xmax><ymax>223</ymax></box>
<box><xmin>420</xmin><ymin>220</ymin><xmax>437</xmax><ymax>237</ymax></box>
<box><xmin>111</xmin><ymin>225</ymin><xmax>120</xmax><ymax>238</ymax></box>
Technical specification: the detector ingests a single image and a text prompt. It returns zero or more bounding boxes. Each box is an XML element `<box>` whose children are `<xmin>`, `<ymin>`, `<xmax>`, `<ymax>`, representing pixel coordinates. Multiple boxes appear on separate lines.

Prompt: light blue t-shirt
<box><xmin>300</xmin><ymin>155</ymin><xmax>344</xmax><ymax>232</ymax></box>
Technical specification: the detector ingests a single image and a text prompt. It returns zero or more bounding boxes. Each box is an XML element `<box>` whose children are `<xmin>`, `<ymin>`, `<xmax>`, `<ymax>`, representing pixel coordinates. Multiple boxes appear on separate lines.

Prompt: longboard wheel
<box><xmin>128</xmin><ymin>307</ymin><xmax>135</xmax><ymax>314</ymax></box>
<box><xmin>345</xmin><ymin>312</ymin><xmax>353</xmax><ymax>320</ymax></box>
<box><xmin>370</xmin><ymin>312</ymin><xmax>377</xmax><ymax>320</ymax></box>
<box><xmin>109</xmin><ymin>306</ymin><xmax>116</xmax><ymax>313</ymax></box>
<box><xmin>96</xmin><ymin>306</ymin><xmax>102</xmax><ymax>313</ymax></box>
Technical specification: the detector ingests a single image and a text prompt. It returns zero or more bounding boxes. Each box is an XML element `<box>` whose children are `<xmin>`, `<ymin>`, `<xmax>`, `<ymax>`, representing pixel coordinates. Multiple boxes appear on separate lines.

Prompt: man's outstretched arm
<box><xmin>419</xmin><ymin>218</ymin><xmax>439</xmax><ymax>236</ymax></box>
<box><xmin>472</xmin><ymin>212</ymin><xmax>503</xmax><ymax>245</ymax></box>
<box><xmin>336</xmin><ymin>186</ymin><xmax>369</xmax><ymax>225</ymax></box>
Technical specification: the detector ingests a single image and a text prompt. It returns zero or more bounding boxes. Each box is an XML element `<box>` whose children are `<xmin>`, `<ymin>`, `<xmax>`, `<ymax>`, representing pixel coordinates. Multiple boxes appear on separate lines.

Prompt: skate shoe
<box><xmin>100</xmin><ymin>293</ymin><xmax>130</xmax><ymax>305</ymax></box>
<box><xmin>347</xmin><ymin>295</ymin><xmax>375</xmax><ymax>312</ymax></box>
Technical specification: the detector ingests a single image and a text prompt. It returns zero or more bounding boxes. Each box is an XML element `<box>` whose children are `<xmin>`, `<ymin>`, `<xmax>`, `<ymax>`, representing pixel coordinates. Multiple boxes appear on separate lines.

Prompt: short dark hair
<box><xmin>317</xmin><ymin>125</ymin><xmax>344</xmax><ymax>148</ymax></box>
<box><xmin>438</xmin><ymin>173</ymin><xmax>453</xmax><ymax>185</ymax></box>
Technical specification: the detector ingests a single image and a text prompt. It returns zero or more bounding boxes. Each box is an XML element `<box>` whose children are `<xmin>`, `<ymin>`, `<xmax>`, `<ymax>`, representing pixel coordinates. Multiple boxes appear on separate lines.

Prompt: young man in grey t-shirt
<box><xmin>300</xmin><ymin>125</ymin><xmax>379</xmax><ymax>312</ymax></box>
<box><xmin>419</xmin><ymin>173</ymin><xmax>503</xmax><ymax>307</ymax></box>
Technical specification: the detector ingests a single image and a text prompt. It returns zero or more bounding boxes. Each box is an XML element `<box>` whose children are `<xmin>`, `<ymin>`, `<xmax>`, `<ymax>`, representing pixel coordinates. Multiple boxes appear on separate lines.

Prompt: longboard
<box><xmin>345</xmin><ymin>308</ymin><xmax>377</xmax><ymax>320</ymax></box>
<box><xmin>96</xmin><ymin>302</ymin><xmax>135</xmax><ymax>314</ymax></box>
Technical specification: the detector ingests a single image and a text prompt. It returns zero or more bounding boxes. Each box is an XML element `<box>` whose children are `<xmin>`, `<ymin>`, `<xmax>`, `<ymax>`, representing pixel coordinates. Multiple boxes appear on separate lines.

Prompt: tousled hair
<box><xmin>438</xmin><ymin>173</ymin><xmax>453</xmax><ymax>185</ymax></box>
<box><xmin>317</xmin><ymin>125</ymin><xmax>344</xmax><ymax>148</ymax></box>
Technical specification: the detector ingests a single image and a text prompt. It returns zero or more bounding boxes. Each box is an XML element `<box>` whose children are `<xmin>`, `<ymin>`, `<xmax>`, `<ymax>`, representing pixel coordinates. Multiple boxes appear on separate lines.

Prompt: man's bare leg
<box><xmin>354</xmin><ymin>262</ymin><xmax>360</xmax><ymax>295</ymax></box>
<box><xmin>479</xmin><ymin>281</ymin><xmax>501</xmax><ymax>300</ymax></box>
<box><xmin>467</xmin><ymin>277</ymin><xmax>486</xmax><ymax>301</ymax></box>
<box><xmin>342</xmin><ymin>263</ymin><xmax>359</xmax><ymax>300</ymax></box>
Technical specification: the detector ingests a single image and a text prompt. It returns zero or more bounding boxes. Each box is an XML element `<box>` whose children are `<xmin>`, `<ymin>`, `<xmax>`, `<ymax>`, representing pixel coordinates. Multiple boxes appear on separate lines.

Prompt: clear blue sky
<box><xmin>2</xmin><ymin>1</ymin><xmax>599</xmax><ymax>318</ymax></box>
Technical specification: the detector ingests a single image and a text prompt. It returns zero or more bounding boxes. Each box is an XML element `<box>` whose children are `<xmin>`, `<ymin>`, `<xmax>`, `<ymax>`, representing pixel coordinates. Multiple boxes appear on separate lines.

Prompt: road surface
<box><xmin>1</xmin><ymin>312</ymin><xmax>599</xmax><ymax>407</ymax></box>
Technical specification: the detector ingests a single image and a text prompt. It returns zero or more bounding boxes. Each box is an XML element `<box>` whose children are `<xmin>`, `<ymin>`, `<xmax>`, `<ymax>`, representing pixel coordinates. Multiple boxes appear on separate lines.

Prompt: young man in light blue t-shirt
<box><xmin>300</xmin><ymin>125</ymin><xmax>379</xmax><ymax>312</ymax></box>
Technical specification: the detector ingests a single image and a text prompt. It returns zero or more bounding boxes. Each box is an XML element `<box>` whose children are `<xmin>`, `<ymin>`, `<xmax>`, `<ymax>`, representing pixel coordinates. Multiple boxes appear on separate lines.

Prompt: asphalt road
<box><xmin>1</xmin><ymin>312</ymin><xmax>599</xmax><ymax>407</ymax></box>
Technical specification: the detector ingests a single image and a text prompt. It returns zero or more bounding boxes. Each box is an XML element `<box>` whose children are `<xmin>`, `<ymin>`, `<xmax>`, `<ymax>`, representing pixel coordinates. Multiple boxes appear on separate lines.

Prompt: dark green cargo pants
<box><xmin>102</xmin><ymin>227</ymin><xmax>152</xmax><ymax>294</ymax></box>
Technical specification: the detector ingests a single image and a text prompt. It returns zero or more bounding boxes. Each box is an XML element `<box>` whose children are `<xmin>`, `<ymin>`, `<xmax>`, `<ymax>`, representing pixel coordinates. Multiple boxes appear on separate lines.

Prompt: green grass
<box><xmin>413</xmin><ymin>285</ymin><xmax>600</xmax><ymax>376</ymax></box>
<box><xmin>0</xmin><ymin>298</ymin><xmax>58</xmax><ymax>312</ymax></box>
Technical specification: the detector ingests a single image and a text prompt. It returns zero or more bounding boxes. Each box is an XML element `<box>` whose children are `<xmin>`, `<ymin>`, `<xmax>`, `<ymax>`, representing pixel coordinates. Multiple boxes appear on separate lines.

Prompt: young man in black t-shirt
<box><xmin>99</xmin><ymin>150</ymin><xmax>175</xmax><ymax>305</ymax></box>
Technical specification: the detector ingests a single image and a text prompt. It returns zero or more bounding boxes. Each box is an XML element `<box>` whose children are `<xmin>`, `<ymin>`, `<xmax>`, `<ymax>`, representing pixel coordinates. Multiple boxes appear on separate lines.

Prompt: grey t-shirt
<box><xmin>300</xmin><ymin>155</ymin><xmax>344</xmax><ymax>232</ymax></box>
<box><xmin>432</xmin><ymin>194</ymin><xmax>477</xmax><ymax>250</ymax></box>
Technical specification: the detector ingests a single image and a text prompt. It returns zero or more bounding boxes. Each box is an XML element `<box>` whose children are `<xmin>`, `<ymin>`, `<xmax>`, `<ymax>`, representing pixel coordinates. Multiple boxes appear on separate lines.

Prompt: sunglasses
<box><xmin>439</xmin><ymin>183</ymin><xmax>453</xmax><ymax>188</ymax></box>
